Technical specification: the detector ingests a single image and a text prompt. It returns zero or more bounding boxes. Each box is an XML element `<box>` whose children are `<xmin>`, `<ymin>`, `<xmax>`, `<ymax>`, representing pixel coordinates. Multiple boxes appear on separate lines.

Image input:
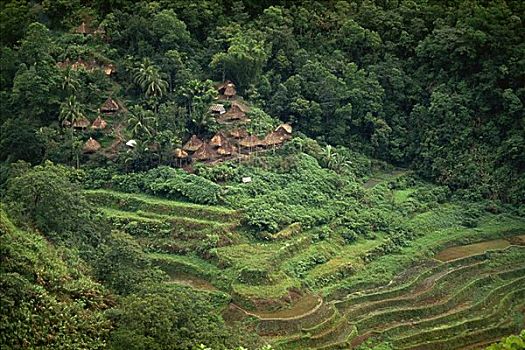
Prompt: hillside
<box><xmin>1</xmin><ymin>1</ymin><xmax>524</xmax><ymax>349</ymax></box>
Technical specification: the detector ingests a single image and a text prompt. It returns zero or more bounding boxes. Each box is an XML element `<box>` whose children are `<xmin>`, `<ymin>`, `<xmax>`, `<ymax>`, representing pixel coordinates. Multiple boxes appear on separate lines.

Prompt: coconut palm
<box><xmin>127</xmin><ymin>106</ymin><xmax>155</xmax><ymax>138</ymax></box>
<box><xmin>61</xmin><ymin>68</ymin><xmax>80</xmax><ymax>95</ymax></box>
<box><xmin>59</xmin><ymin>95</ymin><xmax>84</xmax><ymax>128</ymax></box>
<box><xmin>133</xmin><ymin>58</ymin><xmax>169</xmax><ymax>99</ymax></box>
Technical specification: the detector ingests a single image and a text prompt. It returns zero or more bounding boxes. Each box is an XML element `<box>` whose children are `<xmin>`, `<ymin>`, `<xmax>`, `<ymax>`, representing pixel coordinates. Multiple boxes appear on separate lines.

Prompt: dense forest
<box><xmin>1</xmin><ymin>1</ymin><xmax>524</xmax><ymax>349</ymax></box>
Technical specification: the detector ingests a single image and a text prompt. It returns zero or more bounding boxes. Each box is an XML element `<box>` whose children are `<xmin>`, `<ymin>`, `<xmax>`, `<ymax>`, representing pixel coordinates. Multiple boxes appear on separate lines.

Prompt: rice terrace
<box><xmin>1</xmin><ymin>1</ymin><xmax>524</xmax><ymax>350</ymax></box>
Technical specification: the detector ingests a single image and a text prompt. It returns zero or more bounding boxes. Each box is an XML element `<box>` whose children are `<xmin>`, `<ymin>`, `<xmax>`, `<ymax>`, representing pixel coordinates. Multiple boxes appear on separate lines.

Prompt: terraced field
<box><xmin>87</xmin><ymin>189</ymin><xmax>525</xmax><ymax>349</ymax></box>
<box><xmin>86</xmin><ymin>189</ymin><xmax>241</xmax><ymax>254</ymax></box>
<box><xmin>263</xmin><ymin>246</ymin><xmax>525</xmax><ymax>350</ymax></box>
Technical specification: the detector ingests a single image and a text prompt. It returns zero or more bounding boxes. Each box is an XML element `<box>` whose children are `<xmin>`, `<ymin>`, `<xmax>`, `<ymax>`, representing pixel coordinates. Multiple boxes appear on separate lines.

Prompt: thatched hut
<box><xmin>72</xmin><ymin>117</ymin><xmax>90</xmax><ymax>129</ymax></box>
<box><xmin>173</xmin><ymin>148</ymin><xmax>188</xmax><ymax>159</ymax></box>
<box><xmin>103</xmin><ymin>64</ymin><xmax>116</xmax><ymax>76</ymax></box>
<box><xmin>218</xmin><ymin>81</ymin><xmax>236</xmax><ymax>99</ymax></box>
<box><xmin>263</xmin><ymin>131</ymin><xmax>285</xmax><ymax>147</ymax></box>
<box><xmin>94</xmin><ymin>26</ymin><xmax>106</xmax><ymax>36</ymax></box>
<box><xmin>91</xmin><ymin>116</ymin><xmax>108</xmax><ymax>130</ymax></box>
<box><xmin>240</xmin><ymin>135</ymin><xmax>264</xmax><ymax>148</ymax></box>
<box><xmin>83</xmin><ymin>137</ymin><xmax>101</xmax><ymax>153</ymax></box>
<box><xmin>275</xmin><ymin>123</ymin><xmax>292</xmax><ymax>135</ymax></box>
<box><xmin>229</xmin><ymin>128</ymin><xmax>248</xmax><ymax>139</ymax></box>
<box><xmin>210</xmin><ymin>132</ymin><xmax>227</xmax><ymax>148</ymax></box>
<box><xmin>217</xmin><ymin>140</ymin><xmax>235</xmax><ymax>156</ymax></box>
<box><xmin>100</xmin><ymin>98</ymin><xmax>120</xmax><ymax>114</ymax></box>
<box><xmin>209</xmin><ymin>104</ymin><xmax>226</xmax><ymax>115</ymax></box>
<box><xmin>192</xmin><ymin>143</ymin><xmax>216</xmax><ymax>161</ymax></box>
<box><xmin>75</xmin><ymin>22</ymin><xmax>93</xmax><ymax>35</ymax></box>
<box><xmin>219</xmin><ymin>102</ymin><xmax>250</xmax><ymax>123</ymax></box>
<box><xmin>183</xmin><ymin>135</ymin><xmax>204</xmax><ymax>152</ymax></box>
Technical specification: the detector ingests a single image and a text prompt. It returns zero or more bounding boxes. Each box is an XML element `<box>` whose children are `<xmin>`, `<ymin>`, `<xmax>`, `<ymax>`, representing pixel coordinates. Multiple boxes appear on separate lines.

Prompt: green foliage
<box><xmin>485</xmin><ymin>330</ymin><xmax>525</xmax><ymax>350</ymax></box>
<box><xmin>89</xmin><ymin>166</ymin><xmax>223</xmax><ymax>205</ymax></box>
<box><xmin>107</xmin><ymin>284</ymin><xmax>233</xmax><ymax>350</ymax></box>
<box><xmin>93</xmin><ymin>230</ymin><xmax>166</xmax><ymax>295</ymax></box>
<box><xmin>0</xmin><ymin>210</ymin><xmax>111</xmax><ymax>348</ymax></box>
<box><xmin>4</xmin><ymin>161</ymin><xmax>104</xmax><ymax>246</ymax></box>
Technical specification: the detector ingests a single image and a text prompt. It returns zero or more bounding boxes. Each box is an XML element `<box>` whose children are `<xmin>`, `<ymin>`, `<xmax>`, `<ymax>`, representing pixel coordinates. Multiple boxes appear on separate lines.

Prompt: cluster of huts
<box><xmin>174</xmin><ymin>123</ymin><xmax>292</xmax><ymax>164</ymax></box>
<box><xmin>55</xmin><ymin>22</ymin><xmax>115</xmax><ymax>75</ymax></box>
<box><xmin>171</xmin><ymin>80</ymin><xmax>293</xmax><ymax>164</ymax></box>
<box><xmin>77</xmin><ymin>79</ymin><xmax>294</xmax><ymax>165</ymax></box>
<box><xmin>74</xmin><ymin>21</ymin><xmax>106</xmax><ymax>37</ymax></box>
<box><xmin>60</xmin><ymin>97</ymin><xmax>121</xmax><ymax>153</ymax></box>
<box><xmin>57</xmin><ymin>59</ymin><xmax>116</xmax><ymax>76</ymax></box>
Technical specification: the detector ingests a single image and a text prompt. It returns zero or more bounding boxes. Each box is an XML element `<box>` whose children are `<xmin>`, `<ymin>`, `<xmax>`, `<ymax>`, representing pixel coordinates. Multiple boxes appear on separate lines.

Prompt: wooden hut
<box><xmin>173</xmin><ymin>148</ymin><xmax>188</xmax><ymax>159</ymax></box>
<box><xmin>275</xmin><ymin>123</ymin><xmax>293</xmax><ymax>135</ymax></box>
<box><xmin>91</xmin><ymin>116</ymin><xmax>108</xmax><ymax>130</ymax></box>
<box><xmin>192</xmin><ymin>143</ymin><xmax>215</xmax><ymax>161</ymax></box>
<box><xmin>103</xmin><ymin>63</ymin><xmax>116</xmax><ymax>76</ymax></box>
<box><xmin>219</xmin><ymin>101</ymin><xmax>249</xmax><ymax>123</ymax></box>
<box><xmin>183</xmin><ymin>135</ymin><xmax>204</xmax><ymax>152</ymax></box>
<box><xmin>83</xmin><ymin>137</ymin><xmax>101</xmax><ymax>153</ymax></box>
<box><xmin>217</xmin><ymin>140</ymin><xmax>235</xmax><ymax>156</ymax></box>
<box><xmin>72</xmin><ymin>117</ymin><xmax>90</xmax><ymax>129</ymax></box>
<box><xmin>229</xmin><ymin>128</ymin><xmax>248</xmax><ymax>139</ymax></box>
<box><xmin>263</xmin><ymin>131</ymin><xmax>285</xmax><ymax>147</ymax></box>
<box><xmin>74</xmin><ymin>22</ymin><xmax>93</xmax><ymax>35</ymax></box>
<box><xmin>218</xmin><ymin>81</ymin><xmax>236</xmax><ymax>99</ymax></box>
<box><xmin>210</xmin><ymin>132</ymin><xmax>227</xmax><ymax>148</ymax></box>
<box><xmin>100</xmin><ymin>98</ymin><xmax>120</xmax><ymax>114</ymax></box>
<box><xmin>240</xmin><ymin>135</ymin><xmax>264</xmax><ymax>148</ymax></box>
<box><xmin>209</xmin><ymin>104</ymin><xmax>226</xmax><ymax>115</ymax></box>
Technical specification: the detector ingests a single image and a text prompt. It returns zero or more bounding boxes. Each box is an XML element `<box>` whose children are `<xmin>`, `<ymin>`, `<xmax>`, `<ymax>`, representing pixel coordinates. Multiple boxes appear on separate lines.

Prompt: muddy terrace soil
<box><xmin>435</xmin><ymin>239</ymin><xmax>512</xmax><ymax>262</ymax></box>
<box><xmin>168</xmin><ymin>272</ymin><xmax>217</xmax><ymax>291</ymax></box>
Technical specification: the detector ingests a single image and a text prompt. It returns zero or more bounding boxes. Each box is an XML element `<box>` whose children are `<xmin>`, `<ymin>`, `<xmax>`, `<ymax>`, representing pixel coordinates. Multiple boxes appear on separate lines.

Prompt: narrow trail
<box><xmin>102</xmin><ymin>122</ymin><xmax>124</xmax><ymax>158</ymax></box>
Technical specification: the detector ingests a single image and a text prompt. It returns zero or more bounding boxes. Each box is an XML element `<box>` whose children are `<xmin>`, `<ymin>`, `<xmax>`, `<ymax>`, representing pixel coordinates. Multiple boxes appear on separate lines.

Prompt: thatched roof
<box><xmin>210</xmin><ymin>132</ymin><xmax>227</xmax><ymax>147</ymax></box>
<box><xmin>94</xmin><ymin>26</ymin><xmax>106</xmax><ymax>35</ymax></box>
<box><xmin>75</xmin><ymin>22</ymin><xmax>93</xmax><ymax>35</ymax></box>
<box><xmin>209</xmin><ymin>104</ymin><xmax>226</xmax><ymax>114</ymax></box>
<box><xmin>91</xmin><ymin>116</ymin><xmax>108</xmax><ymax>130</ymax></box>
<box><xmin>100</xmin><ymin>98</ymin><xmax>119</xmax><ymax>113</ymax></box>
<box><xmin>219</xmin><ymin>103</ymin><xmax>248</xmax><ymax>123</ymax></box>
<box><xmin>173</xmin><ymin>148</ymin><xmax>189</xmax><ymax>159</ymax></box>
<box><xmin>229</xmin><ymin>128</ymin><xmax>248</xmax><ymax>139</ymax></box>
<box><xmin>103</xmin><ymin>64</ymin><xmax>116</xmax><ymax>76</ymax></box>
<box><xmin>192</xmin><ymin>143</ymin><xmax>216</xmax><ymax>161</ymax></box>
<box><xmin>240</xmin><ymin>135</ymin><xmax>264</xmax><ymax>148</ymax></box>
<box><xmin>73</xmin><ymin>117</ymin><xmax>90</xmax><ymax>129</ymax></box>
<box><xmin>231</xmin><ymin>101</ymin><xmax>249</xmax><ymax>113</ymax></box>
<box><xmin>218</xmin><ymin>81</ymin><xmax>236</xmax><ymax>98</ymax></box>
<box><xmin>275</xmin><ymin>123</ymin><xmax>292</xmax><ymax>134</ymax></box>
<box><xmin>263</xmin><ymin>131</ymin><xmax>285</xmax><ymax>146</ymax></box>
<box><xmin>83</xmin><ymin>137</ymin><xmax>101</xmax><ymax>153</ymax></box>
<box><xmin>183</xmin><ymin>135</ymin><xmax>204</xmax><ymax>152</ymax></box>
<box><xmin>217</xmin><ymin>140</ymin><xmax>235</xmax><ymax>156</ymax></box>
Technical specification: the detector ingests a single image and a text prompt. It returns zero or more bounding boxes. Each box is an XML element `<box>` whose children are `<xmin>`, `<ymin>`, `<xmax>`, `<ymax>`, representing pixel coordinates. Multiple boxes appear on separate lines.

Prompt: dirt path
<box><xmin>101</xmin><ymin>122</ymin><xmax>124</xmax><ymax>158</ymax></box>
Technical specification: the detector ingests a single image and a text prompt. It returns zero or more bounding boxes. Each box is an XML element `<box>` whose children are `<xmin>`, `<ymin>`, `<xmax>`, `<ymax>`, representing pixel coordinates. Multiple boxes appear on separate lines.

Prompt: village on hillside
<box><xmin>69</xmin><ymin>77</ymin><xmax>292</xmax><ymax>167</ymax></box>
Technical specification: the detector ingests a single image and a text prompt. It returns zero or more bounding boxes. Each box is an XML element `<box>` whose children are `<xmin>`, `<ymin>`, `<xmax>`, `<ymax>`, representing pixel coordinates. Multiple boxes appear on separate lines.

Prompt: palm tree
<box><xmin>59</xmin><ymin>95</ymin><xmax>84</xmax><ymax>128</ymax></box>
<box><xmin>127</xmin><ymin>106</ymin><xmax>155</xmax><ymax>138</ymax></box>
<box><xmin>61</xmin><ymin>68</ymin><xmax>80</xmax><ymax>95</ymax></box>
<box><xmin>323</xmin><ymin>145</ymin><xmax>337</xmax><ymax>169</ymax></box>
<box><xmin>133</xmin><ymin>59</ymin><xmax>169</xmax><ymax>99</ymax></box>
<box><xmin>59</xmin><ymin>96</ymin><xmax>86</xmax><ymax>168</ymax></box>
